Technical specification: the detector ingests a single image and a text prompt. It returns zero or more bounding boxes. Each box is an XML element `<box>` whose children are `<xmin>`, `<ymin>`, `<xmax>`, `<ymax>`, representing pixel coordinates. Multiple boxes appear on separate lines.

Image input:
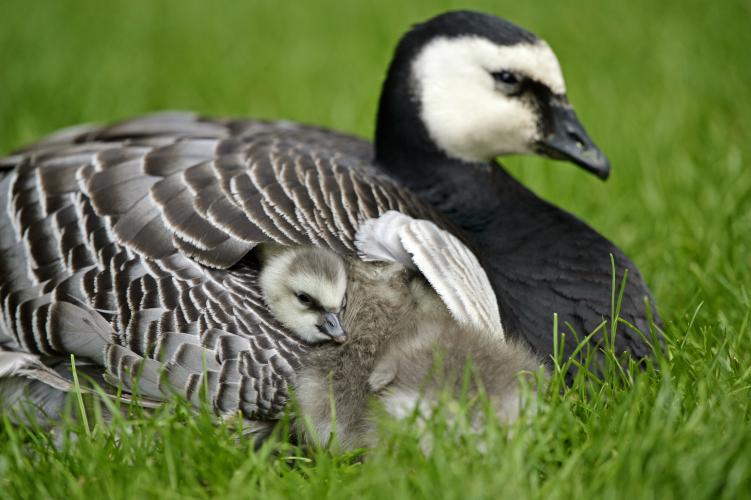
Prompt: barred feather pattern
<box><xmin>0</xmin><ymin>112</ymin><xmax>450</xmax><ymax>421</ymax></box>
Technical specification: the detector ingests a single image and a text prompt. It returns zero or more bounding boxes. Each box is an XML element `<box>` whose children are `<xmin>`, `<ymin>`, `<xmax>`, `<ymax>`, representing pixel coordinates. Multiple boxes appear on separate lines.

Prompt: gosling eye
<box><xmin>490</xmin><ymin>70</ymin><xmax>523</xmax><ymax>95</ymax></box>
<box><xmin>296</xmin><ymin>292</ymin><xmax>313</xmax><ymax>306</ymax></box>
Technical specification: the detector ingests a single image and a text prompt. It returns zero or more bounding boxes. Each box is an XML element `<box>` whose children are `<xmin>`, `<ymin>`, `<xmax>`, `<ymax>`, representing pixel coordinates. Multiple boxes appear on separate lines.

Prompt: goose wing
<box><xmin>355</xmin><ymin>211</ymin><xmax>504</xmax><ymax>340</ymax></box>
<box><xmin>0</xmin><ymin>112</ymin><xmax>451</xmax><ymax>422</ymax></box>
<box><xmin>0</xmin><ymin>350</ymin><xmax>75</xmax><ymax>424</ymax></box>
<box><xmin>74</xmin><ymin>112</ymin><xmax>441</xmax><ymax>267</ymax></box>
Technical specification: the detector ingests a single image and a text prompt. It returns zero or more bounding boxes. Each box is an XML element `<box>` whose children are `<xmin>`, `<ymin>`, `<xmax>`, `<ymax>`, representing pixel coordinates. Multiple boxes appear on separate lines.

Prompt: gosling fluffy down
<box><xmin>292</xmin><ymin>256</ymin><xmax>540</xmax><ymax>451</ymax></box>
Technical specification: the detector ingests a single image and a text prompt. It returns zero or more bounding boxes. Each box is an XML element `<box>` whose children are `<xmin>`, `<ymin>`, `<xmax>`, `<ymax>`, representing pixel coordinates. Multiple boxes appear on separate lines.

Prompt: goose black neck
<box><xmin>373</xmin><ymin>32</ymin><xmax>441</xmax><ymax>171</ymax></box>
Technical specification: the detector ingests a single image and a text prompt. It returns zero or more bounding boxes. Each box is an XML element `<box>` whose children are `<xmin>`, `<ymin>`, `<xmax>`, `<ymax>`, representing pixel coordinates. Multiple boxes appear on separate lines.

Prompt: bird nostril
<box><xmin>567</xmin><ymin>130</ymin><xmax>586</xmax><ymax>150</ymax></box>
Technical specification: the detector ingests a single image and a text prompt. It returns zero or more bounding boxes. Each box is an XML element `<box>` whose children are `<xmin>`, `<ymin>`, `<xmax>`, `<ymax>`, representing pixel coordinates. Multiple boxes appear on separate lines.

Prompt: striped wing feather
<box><xmin>0</xmin><ymin>112</ymin><xmax>451</xmax><ymax>423</ymax></box>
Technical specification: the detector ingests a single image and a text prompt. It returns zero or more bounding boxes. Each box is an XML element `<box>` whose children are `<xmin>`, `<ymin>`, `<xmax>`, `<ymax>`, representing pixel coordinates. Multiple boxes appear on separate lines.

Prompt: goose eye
<box><xmin>491</xmin><ymin>70</ymin><xmax>522</xmax><ymax>93</ymax></box>
<box><xmin>296</xmin><ymin>293</ymin><xmax>313</xmax><ymax>305</ymax></box>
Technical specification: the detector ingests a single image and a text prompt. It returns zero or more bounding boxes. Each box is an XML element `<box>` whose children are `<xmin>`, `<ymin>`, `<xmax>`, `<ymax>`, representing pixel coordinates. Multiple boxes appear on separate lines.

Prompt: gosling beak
<box><xmin>535</xmin><ymin>95</ymin><xmax>611</xmax><ymax>180</ymax></box>
<box><xmin>319</xmin><ymin>312</ymin><xmax>347</xmax><ymax>344</ymax></box>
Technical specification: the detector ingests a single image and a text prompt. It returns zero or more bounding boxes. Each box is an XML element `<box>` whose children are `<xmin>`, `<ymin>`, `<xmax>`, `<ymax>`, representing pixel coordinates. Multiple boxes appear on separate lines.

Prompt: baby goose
<box><xmin>292</xmin><ymin>256</ymin><xmax>540</xmax><ymax>452</ymax></box>
<box><xmin>257</xmin><ymin>214</ymin><xmax>540</xmax><ymax>451</ymax></box>
<box><xmin>257</xmin><ymin>244</ymin><xmax>348</xmax><ymax>344</ymax></box>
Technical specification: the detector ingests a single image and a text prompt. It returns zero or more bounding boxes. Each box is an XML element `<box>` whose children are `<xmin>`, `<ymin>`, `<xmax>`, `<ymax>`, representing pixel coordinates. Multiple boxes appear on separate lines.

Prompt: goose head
<box><xmin>258</xmin><ymin>245</ymin><xmax>348</xmax><ymax>344</ymax></box>
<box><xmin>375</xmin><ymin>10</ymin><xmax>610</xmax><ymax>179</ymax></box>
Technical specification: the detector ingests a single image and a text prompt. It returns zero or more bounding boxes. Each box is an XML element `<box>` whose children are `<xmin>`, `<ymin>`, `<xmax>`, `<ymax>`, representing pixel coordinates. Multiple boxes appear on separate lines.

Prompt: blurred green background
<box><xmin>1</xmin><ymin>0</ymin><xmax>749</xmax><ymax>326</ymax></box>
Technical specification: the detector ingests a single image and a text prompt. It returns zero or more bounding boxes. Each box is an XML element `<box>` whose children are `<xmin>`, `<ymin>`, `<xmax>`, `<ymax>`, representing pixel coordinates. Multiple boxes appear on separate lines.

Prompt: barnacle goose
<box><xmin>0</xmin><ymin>11</ymin><xmax>656</xmax><ymax>425</ymax></box>
<box><xmin>295</xmin><ymin>212</ymin><xmax>540</xmax><ymax>451</ymax></box>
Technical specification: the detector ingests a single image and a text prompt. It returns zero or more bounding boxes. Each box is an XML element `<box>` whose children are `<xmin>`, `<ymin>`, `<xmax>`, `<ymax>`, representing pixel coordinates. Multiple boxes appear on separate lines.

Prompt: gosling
<box><xmin>290</xmin><ymin>254</ymin><xmax>541</xmax><ymax>452</ymax></box>
<box><xmin>257</xmin><ymin>244</ymin><xmax>348</xmax><ymax>344</ymax></box>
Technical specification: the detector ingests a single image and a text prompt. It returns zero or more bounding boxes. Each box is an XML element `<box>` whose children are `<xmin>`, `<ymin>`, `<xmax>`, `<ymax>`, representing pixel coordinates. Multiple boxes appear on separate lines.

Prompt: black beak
<box><xmin>318</xmin><ymin>312</ymin><xmax>347</xmax><ymax>344</ymax></box>
<box><xmin>535</xmin><ymin>96</ymin><xmax>611</xmax><ymax>180</ymax></box>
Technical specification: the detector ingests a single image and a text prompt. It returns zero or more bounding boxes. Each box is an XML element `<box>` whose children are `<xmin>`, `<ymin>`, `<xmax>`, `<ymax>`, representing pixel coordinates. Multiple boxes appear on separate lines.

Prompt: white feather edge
<box><xmin>0</xmin><ymin>350</ymin><xmax>163</xmax><ymax>409</ymax></box>
<box><xmin>355</xmin><ymin>211</ymin><xmax>504</xmax><ymax>340</ymax></box>
<box><xmin>0</xmin><ymin>351</ymin><xmax>74</xmax><ymax>391</ymax></box>
<box><xmin>354</xmin><ymin>211</ymin><xmax>416</xmax><ymax>270</ymax></box>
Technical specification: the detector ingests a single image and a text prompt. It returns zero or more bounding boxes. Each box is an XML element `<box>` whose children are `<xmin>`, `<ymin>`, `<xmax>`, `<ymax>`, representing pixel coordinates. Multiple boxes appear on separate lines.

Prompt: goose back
<box><xmin>0</xmin><ymin>112</ymin><xmax>451</xmax><ymax>420</ymax></box>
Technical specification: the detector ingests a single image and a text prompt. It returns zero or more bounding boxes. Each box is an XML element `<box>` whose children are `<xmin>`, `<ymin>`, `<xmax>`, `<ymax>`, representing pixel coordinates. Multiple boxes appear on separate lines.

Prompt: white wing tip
<box><xmin>354</xmin><ymin>211</ymin><xmax>416</xmax><ymax>269</ymax></box>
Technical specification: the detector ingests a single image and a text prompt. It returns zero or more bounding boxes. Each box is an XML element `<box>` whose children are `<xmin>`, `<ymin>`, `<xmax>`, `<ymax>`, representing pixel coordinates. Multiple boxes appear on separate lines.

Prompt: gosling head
<box><xmin>376</xmin><ymin>10</ymin><xmax>610</xmax><ymax>179</ymax></box>
<box><xmin>258</xmin><ymin>245</ymin><xmax>348</xmax><ymax>344</ymax></box>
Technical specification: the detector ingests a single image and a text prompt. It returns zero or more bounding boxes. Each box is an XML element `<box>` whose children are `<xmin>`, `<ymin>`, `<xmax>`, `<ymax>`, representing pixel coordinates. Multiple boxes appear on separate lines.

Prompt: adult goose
<box><xmin>0</xmin><ymin>11</ymin><xmax>656</xmax><ymax>423</ymax></box>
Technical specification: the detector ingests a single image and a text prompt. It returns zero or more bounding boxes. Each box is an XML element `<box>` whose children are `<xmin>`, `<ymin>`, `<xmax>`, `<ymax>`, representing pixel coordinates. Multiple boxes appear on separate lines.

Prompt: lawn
<box><xmin>1</xmin><ymin>0</ymin><xmax>750</xmax><ymax>498</ymax></box>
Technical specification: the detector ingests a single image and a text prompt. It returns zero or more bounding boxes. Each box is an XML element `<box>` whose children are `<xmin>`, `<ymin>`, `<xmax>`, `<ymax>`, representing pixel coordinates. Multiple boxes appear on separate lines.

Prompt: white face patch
<box><xmin>411</xmin><ymin>36</ymin><xmax>566</xmax><ymax>162</ymax></box>
<box><xmin>258</xmin><ymin>247</ymin><xmax>347</xmax><ymax>344</ymax></box>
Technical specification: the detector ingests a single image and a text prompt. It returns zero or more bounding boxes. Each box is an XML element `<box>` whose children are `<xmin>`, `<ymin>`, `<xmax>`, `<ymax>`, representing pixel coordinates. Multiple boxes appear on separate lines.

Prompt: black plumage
<box><xmin>374</xmin><ymin>10</ymin><xmax>659</xmax><ymax>361</ymax></box>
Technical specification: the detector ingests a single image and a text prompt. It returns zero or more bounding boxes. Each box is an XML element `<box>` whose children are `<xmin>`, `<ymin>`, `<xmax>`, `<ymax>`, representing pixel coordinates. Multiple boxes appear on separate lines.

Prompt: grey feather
<box><xmin>0</xmin><ymin>112</ymin><xmax>452</xmax><ymax>431</ymax></box>
<box><xmin>356</xmin><ymin>211</ymin><xmax>504</xmax><ymax>339</ymax></box>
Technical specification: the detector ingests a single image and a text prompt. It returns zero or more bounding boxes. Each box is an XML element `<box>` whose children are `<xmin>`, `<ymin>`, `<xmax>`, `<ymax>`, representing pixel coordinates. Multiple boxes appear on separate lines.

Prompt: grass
<box><xmin>1</xmin><ymin>0</ymin><xmax>750</xmax><ymax>498</ymax></box>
